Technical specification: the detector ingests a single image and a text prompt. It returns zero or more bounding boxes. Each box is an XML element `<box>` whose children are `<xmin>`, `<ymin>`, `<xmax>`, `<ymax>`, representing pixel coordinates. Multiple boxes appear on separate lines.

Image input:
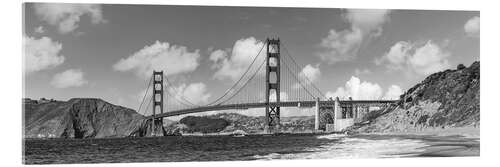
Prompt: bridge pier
<box><xmin>334</xmin><ymin>97</ymin><xmax>341</xmax><ymax>122</ymax></box>
<box><xmin>323</xmin><ymin>97</ymin><xmax>355</xmax><ymax>132</ymax></box>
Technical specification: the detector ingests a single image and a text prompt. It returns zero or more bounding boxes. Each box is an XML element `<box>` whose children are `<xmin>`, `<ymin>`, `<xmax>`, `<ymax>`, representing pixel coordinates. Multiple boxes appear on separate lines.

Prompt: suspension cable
<box><xmin>163</xmin><ymin>82</ymin><xmax>193</xmax><ymax>107</ymax></box>
<box><xmin>137</xmin><ymin>75</ymin><xmax>153</xmax><ymax>115</ymax></box>
<box><xmin>217</xmin><ymin>55</ymin><xmax>267</xmax><ymax>105</ymax></box>
<box><xmin>205</xmin><ymin>40</ymin><xmax>267</xmax><ymax>106</ymax></box>
<box><xmin>162</xmin><ymin>74</ymin><xmax>199</xmax><ymax>107</ymax></box>
<box><xmin>282</xmin><ymin>42</ymin><xmax>327</xmax><ymax>98</ymax></box>
<box><xmin>143</xmin><ymin>95</ymin><xmax>153</xmax><ymax>116</ymax></box>
<box><xmin>281</xmin><ymin>57</ymin><xmax>317</xmax><ymax>99</ymax></box>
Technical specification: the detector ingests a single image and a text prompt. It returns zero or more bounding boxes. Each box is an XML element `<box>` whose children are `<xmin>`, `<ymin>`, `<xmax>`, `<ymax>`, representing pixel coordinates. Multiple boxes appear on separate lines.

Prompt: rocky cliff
<box><xmin>353</xmin><ymin>61</ymin><xmax>480</xmax><ymax>133</ymax></box>
<box><xmin>24</xmin><ymin>98</ymin><xmax>147</xmax><ymax>138</ymax></box>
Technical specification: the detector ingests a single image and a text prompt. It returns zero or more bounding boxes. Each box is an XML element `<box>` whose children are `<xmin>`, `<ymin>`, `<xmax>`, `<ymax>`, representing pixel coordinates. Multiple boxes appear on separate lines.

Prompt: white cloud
<box><xmin>210</xmin><ymin>37</ymin><xmax>266</xmax><ymax>81</ymax></box>
<box><xmin>344</xmin><ymin>9</ymin><xmax>391</xmax><ymax>37</ymax></box>
<box><xmin>23</xmin><ymin>35</ymin><xmax>65</xmax><ymax>74</ymax></box>
<box><xmin>325</xmin><ymin>76</ymin><xmax>402</xmax><ymax>100</ymax></box>
<box><xmin>299</xmin><ymin>64</ymin><xmax>321</xmax><ymax>83</ymax></box>
<box><xmin>238</xmin><ymin>108</ymin><xmax>264</xmax><ymax>117</ymax></box>
<box><xmin>34</xmin><ymin>26</ymin><xmax>45</xmax><ymax>33</ymax></box>
<box><xmin>170</xmin><ymin>82</ymin><xmax>211</xmax><ymax>105</ymax></box>
<box><xmin>281</xmin><ymin>108</ymin><xmax>315</xmax><ymax>117</ymax></box>
<box><xmin>318</xmin><ymin>28</ymin><xmax>363</xmax><ymax>63</ymax></box>
<box><xmin>50</xmin><ymin>69</ymin><xmax>88</xmax><ymax>88</ymax></box>
<box><xmin>318</xmin><ymin>9</ymin><xmax>391</xmax><ymax>64</ymax></box>
<box><xmin>383</xmin><ymin>85</ymin><xmax>403</xmax><ymax>100</ymax></box>
<box><xmin>409</xmin><ymin>41</ymin><xmax>451</xmax><ymax>75</ymax></box>
<box><xmin>326</xmin><ymin>76</ymin><xmax>383</xmax><ymax>100</ymax></box>
<box><xmin>33</xmin><ymin>3</ymin><xmax>106</xmax><ymax>34</ymax></box>
<box><xmin>293</xmin><ymin>64</ymin><xmax>321</xmax><ymax>89</ymax></box>
<box><xmin>113</xmin><ymin>41</ymin><xmax>201</xmax><ymax>78</ymax></box>
<box><xmin>269</xmin><ymin>91</ymin><xmax>289</xmax><ymax>102</ymax></box>
<box><xmin>354</xmin><ymin>68</ymin><xmax>371</xmax><ymax>76</ymax></box>
<box><xmin>209</xmin><ymin>49</ymin><xmax>228</xmax><ymax>69</ymax></box>
<box><xmin>464</xmin><ymin>16</ymin><xmax>480</xmax><ymax>37</ymax></box>
<box><xmin>375</xmin><ymin>41</ymin><xmax>411</xmax><ymax>70</ymax></box>
<box><xmin>376</xmin><ymin>40</ymin><xmax>451</xmax><ymax>75</ymax></box>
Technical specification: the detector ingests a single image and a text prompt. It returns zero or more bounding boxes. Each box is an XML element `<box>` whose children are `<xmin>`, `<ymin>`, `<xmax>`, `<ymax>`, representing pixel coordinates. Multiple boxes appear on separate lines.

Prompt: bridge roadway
<box><xmin>146</xmin><ymin>100</ymin><xmax>397</xmax><ymax>119</ymax></box>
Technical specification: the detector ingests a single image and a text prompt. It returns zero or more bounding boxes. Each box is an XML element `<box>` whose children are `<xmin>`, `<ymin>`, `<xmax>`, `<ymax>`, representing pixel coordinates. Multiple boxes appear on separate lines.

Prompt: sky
<box><xmin>23</xmin><ymin>3</ymin><xmax>480</xmax><ymax>118</ymax></box>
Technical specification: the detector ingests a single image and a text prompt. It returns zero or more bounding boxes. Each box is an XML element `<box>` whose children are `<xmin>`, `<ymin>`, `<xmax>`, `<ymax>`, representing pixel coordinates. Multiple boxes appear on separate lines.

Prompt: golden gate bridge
<box><xmin>135</xmin><ymin>38</ymin><xmax>396</xmax><ymax>136</ymax></box>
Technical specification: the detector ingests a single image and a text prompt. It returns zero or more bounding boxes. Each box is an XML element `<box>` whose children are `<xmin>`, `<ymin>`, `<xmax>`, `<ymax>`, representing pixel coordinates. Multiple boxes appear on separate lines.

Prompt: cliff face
<box><xmin>24</xmin><ymin>98</ymin><xmax>146</xmax><ymax>138</ymax></box>
<box><xmin>355</xmin><ymin>62</ymin><xmax>480</xmax><ymax>133</ymax></box>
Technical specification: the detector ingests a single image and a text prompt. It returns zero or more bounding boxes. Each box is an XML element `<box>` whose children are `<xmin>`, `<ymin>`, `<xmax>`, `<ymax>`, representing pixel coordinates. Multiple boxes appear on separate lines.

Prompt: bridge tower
<box><xmin>151</xmin><ymin>70</ymin><xmax>164</xmax><ymax>136</ymax></box>
<box><xmin>265</xmin><ymin>38</ymin><xmax>281</xmax><ymax>132</ymax></box>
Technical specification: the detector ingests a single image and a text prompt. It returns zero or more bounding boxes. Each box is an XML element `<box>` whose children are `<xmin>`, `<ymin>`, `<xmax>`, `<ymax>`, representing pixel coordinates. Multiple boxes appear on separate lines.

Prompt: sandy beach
<box><xmin>356</xmin><ymin>127</ymin><xmax>480</xmax><ymax>157</ymax></box>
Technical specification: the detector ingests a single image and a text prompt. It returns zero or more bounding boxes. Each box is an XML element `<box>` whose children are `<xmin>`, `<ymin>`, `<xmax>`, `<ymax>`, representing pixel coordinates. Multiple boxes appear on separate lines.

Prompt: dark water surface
<box><xmin>24</xmin><ymin>133</ymin><xmax>479</xmax><ymax>164</ymax></box>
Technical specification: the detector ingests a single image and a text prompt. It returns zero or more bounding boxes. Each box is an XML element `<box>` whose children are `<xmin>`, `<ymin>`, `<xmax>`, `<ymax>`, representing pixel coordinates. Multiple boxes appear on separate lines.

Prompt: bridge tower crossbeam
<box><xmin>265</xmin><ymin>38</ymin><xmax>281</xmax><ymax>132</ymax></box>
<box><xmin>151</xmin><ymin>70</ymin><xmax>164</xmax><ymax>136</ymax></box>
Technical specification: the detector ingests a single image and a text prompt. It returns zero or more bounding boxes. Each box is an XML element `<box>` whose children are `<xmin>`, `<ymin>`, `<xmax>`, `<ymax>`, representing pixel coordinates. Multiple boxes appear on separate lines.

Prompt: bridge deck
<box><xmin>146</xmin><ymin>100</ymin><xmax>397</xmax><ymax>119</ymax></box>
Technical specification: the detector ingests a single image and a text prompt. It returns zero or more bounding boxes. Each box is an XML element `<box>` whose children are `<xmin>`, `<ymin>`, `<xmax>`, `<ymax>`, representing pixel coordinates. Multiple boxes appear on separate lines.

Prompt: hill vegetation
<box><xmin>24</xmin><ymin>98</ymin><xmax>145</xmax><ymax>138</ymax></box>
<box><xmin>351</xmin><ymin>61</ymin><xmax>480</xmax><ymax>133</ymax></box>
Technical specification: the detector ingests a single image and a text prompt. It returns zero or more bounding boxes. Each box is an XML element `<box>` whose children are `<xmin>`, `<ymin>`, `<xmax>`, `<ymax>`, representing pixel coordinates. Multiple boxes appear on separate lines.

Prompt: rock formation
<box><xmin>353</xmin><ymin>61</ymin><xmax>480</xmax><ymax>133</ymax></box>
<box><xmin>24</xmin><ymin>98</ymin><xmax>148</xmax><ymax>138</ymax></box>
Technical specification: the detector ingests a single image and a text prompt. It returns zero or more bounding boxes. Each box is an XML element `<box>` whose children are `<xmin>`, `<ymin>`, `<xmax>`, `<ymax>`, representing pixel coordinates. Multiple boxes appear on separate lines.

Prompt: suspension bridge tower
<box><xmin>265</xmin><ymin>38</ymin><xmax>281</xmax><ymax>132</ymax></box>
<box><xmin>151</xmin><ymin>70</ymin><xmax>164</xmax><ymax>136</ymax></box>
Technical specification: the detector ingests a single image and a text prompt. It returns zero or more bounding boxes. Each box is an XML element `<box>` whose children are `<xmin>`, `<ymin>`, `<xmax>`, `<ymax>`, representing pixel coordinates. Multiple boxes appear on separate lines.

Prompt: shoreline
<box><xmin>352</xmin><ymin>127</ymin><xmax>480</xmax><ymax>157</ymax></box>
<box><xmin>357</xmin><ymin>126</ymin><xmax>480</xmax><ymax>139</ymax></box>
<box><xmin>24</xmin><ymin>126</ymin><xmax>480</xmax><ymax>140</ymax></box>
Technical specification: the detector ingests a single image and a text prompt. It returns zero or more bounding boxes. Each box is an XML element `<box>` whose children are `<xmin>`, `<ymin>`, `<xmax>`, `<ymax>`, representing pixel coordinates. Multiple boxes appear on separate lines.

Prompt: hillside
<box><xmin>24</xmin><ymin>98</ymin><xmax>147</xmax><ymax>138</ymax></box>
<box><xmin>164</xmin><ymin>113</ymin><xmax>315</xmax><ymax>134</ymax></box>
<box><xmin>179</xmin><ymin>116</ymin><xmax>230</xmax><ymax>133</ymax></box>
<box><xmin>352</xmin><ymin>61</ymin><xmax>480</xmax><ymax>133</ymax></box>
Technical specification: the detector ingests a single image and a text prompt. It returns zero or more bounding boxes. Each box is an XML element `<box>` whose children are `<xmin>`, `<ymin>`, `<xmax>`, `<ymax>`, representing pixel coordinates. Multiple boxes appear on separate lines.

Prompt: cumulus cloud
<box><xmin>325</xmin><ymin>76</ymin><xmax>402</xmax><ymax>100</ymax></box>
<box><xmin>210</xmin><ymin>37</ymin><xmax>266</xmax><ymax>82</ymax></box>
<box><xmin>269</xmin><ymin>91</ymin><xmax>289</xmax><ymax>102</ymax></box>
<box><xmin>170</xmin><ymin>83</ymin><xmax>211</xmax><ymax>105</ymax></box>
<box><xmin>318</xmin><ymin>28</ymin><xmax>363</xmax><ymax>63</ymax></box>
<box><xmin>209</xmin><ymin>49</ymin><xmax>228</xmax><ymax>69</ymax></box>
<box><xmin>281</xmin><ymin>108</ymin><xmax>315</xmax><ymax>117</ymax></box>
<box><xmin>464</xmin><ymin>16</ymin><xmax>480</xmax><ymax>37</ymax></box>
<box><xmin>409</xmin><ymin>41</ymin><xmax>451</xmax><ymax>75</ymax></box>
<box><xmin>299</xmin><ymin>64</ymin><xmax>321</xmax><ymax>83</ymax></box>
<box><xmin>292</xmin><ymin>64</ymin><xmax>321</xmax><ymax>89</ymax></box>
<box><xmin>319</xmin><ymin>9</ymin><xmax>391</xmax><ymax>64</ymax></box>
<box><xmin>326</xmin><ymin>76</ymin><xmax>383</xmax><ymax>100</ymax></box>
<box><xmin>23</xmin><ymin>35</ymin><xmax>65</xmax><ymax>74</ymax></box>
<box><xmin>354</xmin><ymin>68</ymin><xmax>371</xmax><ymax>76</ymax></box>
<box><xmin>344</xmin><ymin>9</ymin><xmax>391</xmax><ymax>37</ymax></box>
<box><xmin>50</xmin><ymin>69</ymin><xmax>88</xmax><ymax>88</ymax></box>
<box><xmin>375</xmin><ymin>41</ymin><xmax>410</xmax><ymax>70</ymax></box>
<box><xmin>232</xmin><ymin>107</ymin><xmax>314</xmax><ymax>117</ymax></box>
<box><xmin>113</xmin><ymin>41</ymin><xmax>201</xmax><ymax>78</ymax></box>
<box><xmin>33</xmin><ymin>3</ymin><xmax>106</xmax><ymax>34</ymax></box>
<box><xmin>376</xmin><ymin>40</ymin><xmax>451</xmax><ymax>75</ymax></box>
<box><xmin>383</xmin><ymin>85</ymin><xmax>403</xmax><ymax>100</ymax></box>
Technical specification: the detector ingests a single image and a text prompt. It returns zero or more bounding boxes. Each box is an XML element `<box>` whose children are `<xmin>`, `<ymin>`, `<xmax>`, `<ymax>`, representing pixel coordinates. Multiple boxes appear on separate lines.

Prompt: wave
<box><xmin>252</xmin><ymin>136</ymin><xmax>428</xmax><ymax>160</ymax></box>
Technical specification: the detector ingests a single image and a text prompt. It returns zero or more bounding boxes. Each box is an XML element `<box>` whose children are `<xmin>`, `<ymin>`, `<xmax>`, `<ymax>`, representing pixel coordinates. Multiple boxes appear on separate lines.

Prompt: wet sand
<box><xmin>356</xmin><ymin>127</ymin><xmax>480</xmax><ymax>157</ymax></box>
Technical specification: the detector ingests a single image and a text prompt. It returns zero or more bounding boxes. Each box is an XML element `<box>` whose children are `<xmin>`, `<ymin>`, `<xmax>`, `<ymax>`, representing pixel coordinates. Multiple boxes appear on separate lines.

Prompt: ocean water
<box><xmin>23</xmin><ymin>133</ymin><xmax>479</xmax><ymax>164</ymax></box>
